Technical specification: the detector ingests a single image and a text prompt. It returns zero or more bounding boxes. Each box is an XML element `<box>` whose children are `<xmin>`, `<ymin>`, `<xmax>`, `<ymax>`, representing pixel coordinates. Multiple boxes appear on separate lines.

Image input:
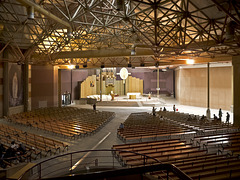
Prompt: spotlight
<box><xmin>140</xmin><ymin>62</ymin><xmax>145</xmax><ymax>67</ymax></box>
<box><xmin>68</xmin><ymin>65</ymin><xmax>75</xmax><ymax>69</ymax></box>
<box><xmin>101</xmin><ymin>64</ymin><xmax>105</xmax><ymax>68</ymax></box>
<box><xmin>67</xmin><ymin>28</ymin><xmax>72</xmax><ymax>38</ymax></box>
<box><xmin>131</xmin><ymin>49</ymin><xmax>136</xmax><ymax>56</ymax></box>
<box><xmin>186</xmin><ymin>59</ymin><xmax>194</xmax><ymax>64</ymax></box>
<box><xmin>128</xmin><ymin>63</ymin><xmax>132</xmax><ymax>67</ymax></box>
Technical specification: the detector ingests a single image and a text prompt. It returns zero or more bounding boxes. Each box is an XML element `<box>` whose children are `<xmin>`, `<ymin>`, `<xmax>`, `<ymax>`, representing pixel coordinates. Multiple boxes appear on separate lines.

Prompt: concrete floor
<box><xmin>2</xmin><ymin>96</ymin><xmax>234</xmax><ymax>178</ymax></box>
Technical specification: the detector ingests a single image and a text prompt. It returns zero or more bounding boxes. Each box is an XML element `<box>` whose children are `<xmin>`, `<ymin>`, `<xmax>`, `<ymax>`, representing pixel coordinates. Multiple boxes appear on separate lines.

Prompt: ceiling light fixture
<box><xmin>186</xmin><ymin>59</ymin><xmax>195</xmax><ymax>64</ymax></box>
<box><xmin>27</xmin><ymin>6</ymin><xmax>34</xmax><ymax>19</ymax></box>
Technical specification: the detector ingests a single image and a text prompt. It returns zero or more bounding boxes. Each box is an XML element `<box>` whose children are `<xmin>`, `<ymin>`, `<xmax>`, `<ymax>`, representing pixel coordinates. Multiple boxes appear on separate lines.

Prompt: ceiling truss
<box><xmin>0</xmin><ymin>0</ymin><xmax>239</xmax><ymax>67</ymax></box>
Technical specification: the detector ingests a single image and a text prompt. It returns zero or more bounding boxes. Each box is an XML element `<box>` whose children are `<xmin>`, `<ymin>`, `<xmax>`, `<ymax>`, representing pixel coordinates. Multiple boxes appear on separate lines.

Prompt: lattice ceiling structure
<box><xmin>0</xmin><ymin>0</ymin><xmax>239</xmax><ymax>68</ymax></box>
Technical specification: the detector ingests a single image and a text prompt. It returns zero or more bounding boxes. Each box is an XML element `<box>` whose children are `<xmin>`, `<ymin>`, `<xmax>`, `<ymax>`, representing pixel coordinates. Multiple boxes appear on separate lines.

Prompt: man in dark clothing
<box><xmin>226</xmin><ymin>112</ymin><xmax>230</xmax><ymax>124</ymax></box>
<box><xmin>93</xmin><ymin>103</ymin><xmax>96</xmax><ymax>111</ymax></box>
<box><xmin>219</xmin><ymin>108</ymin><xmax>222</xmax><ymax>120</ymax></box>
<box><xmin>152</xmin><ymin>107</ymin><xmax>156</xmax><ymax>116</ymax></box>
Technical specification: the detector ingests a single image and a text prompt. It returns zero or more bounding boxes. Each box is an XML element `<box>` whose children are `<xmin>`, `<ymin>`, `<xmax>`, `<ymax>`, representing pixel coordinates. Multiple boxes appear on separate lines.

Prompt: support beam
<box><xmin>206</xmin><ymin>62</ymin><xmax>211</xmax><ymax>119</ymax></box>
<box><xmin>16</xmin><ymin>0</ymin><xmax>72</xmax><ymax>30</ymax></box>
<box><xmin>100</xmin><ymin>68</ymin><xmax>102</xmax><ymax>102</ymax></box>
<box><xmin>58</xmin><ymin>69</ymin><xmax>62</xmax><ymax>107</ymax></box>
<box><xmin>157</xmin><ymin>68</ymin><xmax>160</xmax><ymax>98</ymax></box>
<box><xmin>23</xmin><ymin>61</ymin><xmax>29</xmax><ymax>112</ymax></box>
<box><xmin>232</xmin><ymin>56</ymin><xmax>240</xmax><ymax>126</ymax></box>
<box><xmin>3</xmin><ymin>51</ymin><xmax>9</xmax><ymax>116</ymax></box>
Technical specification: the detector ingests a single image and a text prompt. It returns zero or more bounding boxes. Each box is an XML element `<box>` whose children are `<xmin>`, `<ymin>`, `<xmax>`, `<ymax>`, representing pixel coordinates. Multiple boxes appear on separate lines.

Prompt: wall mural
<box><xmin>9</xmin><ymin>63</ymin><xmax>23</xmax><ymax>107</ymax></box>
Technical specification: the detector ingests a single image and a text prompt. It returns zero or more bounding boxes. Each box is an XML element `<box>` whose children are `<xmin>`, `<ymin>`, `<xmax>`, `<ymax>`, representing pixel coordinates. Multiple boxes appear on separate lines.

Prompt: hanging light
<box><xmin>27</xmin><ymin>6</ymin><xmax>34</xmax><ymax>19</ymax></box>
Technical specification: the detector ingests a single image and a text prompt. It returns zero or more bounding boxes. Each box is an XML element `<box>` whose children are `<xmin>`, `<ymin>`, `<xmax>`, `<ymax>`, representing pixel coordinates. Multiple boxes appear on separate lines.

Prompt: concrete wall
<box><xmin>117</xmin><ymin>67</ymin><xmax>174</xmax><ymax>94</ymax></box>
<box><xmin>61</xmin><ymin>69</ymin><xmax>88</xmax><ymax>100</ymax></box>
<box><xmin>175</xmin><ymin>65</ymin><xmax>232</xmax><ymax>110</ymax></box>
<box><xmin>31</xmin><ymin>65</ymin><xmax>58</xmax><ymax>109</ymax></box>
<box><xmin>0</xmin><ymin>49</ymin><xmax>31</xmax><ymax>116</ymax></box>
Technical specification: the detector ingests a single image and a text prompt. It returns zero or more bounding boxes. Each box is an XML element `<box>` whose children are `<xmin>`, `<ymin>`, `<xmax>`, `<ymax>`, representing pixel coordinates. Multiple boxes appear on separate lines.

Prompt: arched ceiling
<box><xmin>0</xmin><ymin>0</ymin><xmax>239</xmax><ymax>67</ymax></box>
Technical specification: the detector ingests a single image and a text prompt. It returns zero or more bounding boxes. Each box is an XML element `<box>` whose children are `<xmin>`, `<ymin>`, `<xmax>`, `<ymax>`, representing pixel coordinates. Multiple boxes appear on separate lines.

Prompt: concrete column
<box><xmin>157</xmin><ymin>68</ymin><xmax>160</xmax><ymax>97</ymax></box>
<box><xmin>70</xmin><ymin>69</ymin><xmax>72</xmax><ymax>103</ymax></box>
<box><xmin>231</xmin><ymin>65</ymin><xmax>233</xmax><ymax>113</ymax></box>
<box><xmin>232</xmin><ymin>56</ymin><xmax>240</xmax><ymax>126</ymax></box>
<box><xmin>58</xmin><ymin>69</ymin><xmax>62</xmax><ymax>107</ymax></box>
<box><xmin>206</xmin><ymin>62</ymin><xmax>211</xmax><ymax>119</ymax></box>
<box><xmin>100</xmin><ymin>68</ymin><xmax>102</xmax><ymax>102</ymax></box>
<box><xmin>3</xmin><ymin>60</ymin><xmax>9</xmax><ymax>116</ymax></box>
<box><xmin>23</xmin><ymin>61</ymin><xmax>29</xmax><ymax>112</ymax></box>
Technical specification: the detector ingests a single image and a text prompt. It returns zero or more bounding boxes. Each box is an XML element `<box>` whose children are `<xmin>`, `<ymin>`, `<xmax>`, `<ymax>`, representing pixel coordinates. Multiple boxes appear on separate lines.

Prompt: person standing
<box><xmin>152</xmin><ymin>106</ymin><xmax>156</xmax><ymax>116</ymax></box>
<box><xmin>173</xmin><ymin>105</ymin><xmax>176</xmax><ymax>112</ymax></box>
<box><xmin>219</xmin><ymin>108</ymin><xmax>222</xmax><ymax>120</ymax></box>
<box><xmin>93</xmin><ymin>103</ymin><xmax>96</xmax><ymax>111</ymax></box>
<box><xmin>226</xmin><ymin>112</ymin><xmax>230</xmax><ymax>124</ymax></box>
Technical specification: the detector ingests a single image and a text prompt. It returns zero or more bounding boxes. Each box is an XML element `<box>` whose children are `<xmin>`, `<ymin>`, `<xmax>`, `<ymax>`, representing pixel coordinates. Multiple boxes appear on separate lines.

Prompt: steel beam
<box><xmin>16</xmin><ymin>0</ymin><xmax>72</xmax><ymax>30</ymax></box>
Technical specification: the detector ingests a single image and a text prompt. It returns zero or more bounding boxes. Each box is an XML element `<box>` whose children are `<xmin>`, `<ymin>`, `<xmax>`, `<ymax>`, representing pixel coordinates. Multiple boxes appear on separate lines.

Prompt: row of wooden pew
<box><xmin>113</xmin><ymin>110</ymin><xmax>240</xmax><ymax>179</ymax></box>
<box><xmin>0</xmin><ymin>124</ymin><xmax>68</xmax><ymax>159</ymax></box>
<box><xmin>7</xmin><ymin>107</ymin><xmax>115</xmax><ymax>139</ymax></box>
<box><xmin>117</xmin><ymin>112</ymin><xmax>195</xmax><ymax>142</ymax></box>
<box><xmin>191</xmin><ymin>131</ymin><xmax>240</xmax><ymax>154</ymax></box>
<box><xmin>112</xmin><ymin>135</ymin><xmax>240</xmax><ymax>179</ymax></box>
<box><xmin>157</xmin><ymin>111</ymin><xmax>235</xmax><ymax>134</ymax></box>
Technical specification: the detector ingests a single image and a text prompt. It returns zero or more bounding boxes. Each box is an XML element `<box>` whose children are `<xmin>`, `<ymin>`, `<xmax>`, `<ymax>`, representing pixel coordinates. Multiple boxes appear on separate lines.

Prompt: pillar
<box><xmin>58</xmin><ymin>69</ymin><xmax>62</xmax><ymax>107</ymax></box>
<box><xmin>231</xmin><ymin>65</ymin><xmax>233</xmax><ymax>113</ymax></box>
<box><xmin>3</xmin><ymin>49</ymin><xmax>9</xmax><ymax>116</ymax></box>
<box><xmin>3</xmin><ymin>61</ymin><xmax>9</xmax><ymax>116</ymax></box>
<box><xmin>157</xmin><ymin>68</ymin><xmax>160</xmax><ymax>97</ymax></box>
<box><xmin>71</xmin><ymin>69</ymin><xmax>72</xmax><ymax>103</ymax></box>
<box><xmin>232</xmin><ymin>56</ymin><xmax>240</xmax><ymax>126</ymax></box>
<box><xmin>100</xmin><ymin>68</ymin><xmax>102</xmax><ymax>102</ymax></box>
<box><xmin>206</xmin><ymin>62</ymin><xmax>211</xmax><ymax>119</ymax></box>
<box><xmin>23</xmin><ymin>61</ymin><xmax>29</xmax><ymax>112</ymax></box>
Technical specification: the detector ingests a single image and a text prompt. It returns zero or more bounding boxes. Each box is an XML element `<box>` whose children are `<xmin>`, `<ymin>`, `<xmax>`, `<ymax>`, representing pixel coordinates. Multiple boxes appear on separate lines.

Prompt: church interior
<box><xmin>0</xmin><ymin>0</ymin><xmax>240</xmax><ymax>179</ymax></box>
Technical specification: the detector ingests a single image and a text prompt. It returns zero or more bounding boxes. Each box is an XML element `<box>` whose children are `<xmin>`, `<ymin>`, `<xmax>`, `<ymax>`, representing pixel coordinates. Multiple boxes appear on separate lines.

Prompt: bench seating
<box><xmin>7</xmin><ymin>107</ymin><xmax>115</xmax><ymax>139</ymax></box>
<box><xmin>151</xmin><ymin>154</ymin><xmax>240</xmax><ymax>179</ymax></box>
<box><xmin>117</xmin><ymin>113</ymin><xmax>195</xmax><ymax>142</ymax></box>
<box><xmin>0</xmin><ymin>124</ymin><xmax>68</xmax><ymax>160</ymax></box>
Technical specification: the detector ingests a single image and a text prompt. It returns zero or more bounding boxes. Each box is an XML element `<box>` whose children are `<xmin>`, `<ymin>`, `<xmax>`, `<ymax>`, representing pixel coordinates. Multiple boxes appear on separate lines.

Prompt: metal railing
<box><xmin>17</xmin><ymin>149</ymin><xmax>192</xmax><ymax>180</ymax></box>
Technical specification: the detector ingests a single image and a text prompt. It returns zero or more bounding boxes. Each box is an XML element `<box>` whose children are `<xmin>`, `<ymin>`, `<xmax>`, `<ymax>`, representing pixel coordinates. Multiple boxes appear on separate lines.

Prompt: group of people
<box><xmin>213</xmin><ymin>108</ymin><xmax>230</xmax><ymax>124</ymax></box>
<box><xmin>153</xmin><ymin>105</ymin><xmax>231</xmax><ymax>124</ymax></box>
<box><xmin>152</xmin><ymin>106</ymin><xmax>168</xmax><ymax>116</ymax></box>
<box><xmin>0</xmin><ymin>141</ymin><xmax>27</xmax><ymax>168</ymax></box>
